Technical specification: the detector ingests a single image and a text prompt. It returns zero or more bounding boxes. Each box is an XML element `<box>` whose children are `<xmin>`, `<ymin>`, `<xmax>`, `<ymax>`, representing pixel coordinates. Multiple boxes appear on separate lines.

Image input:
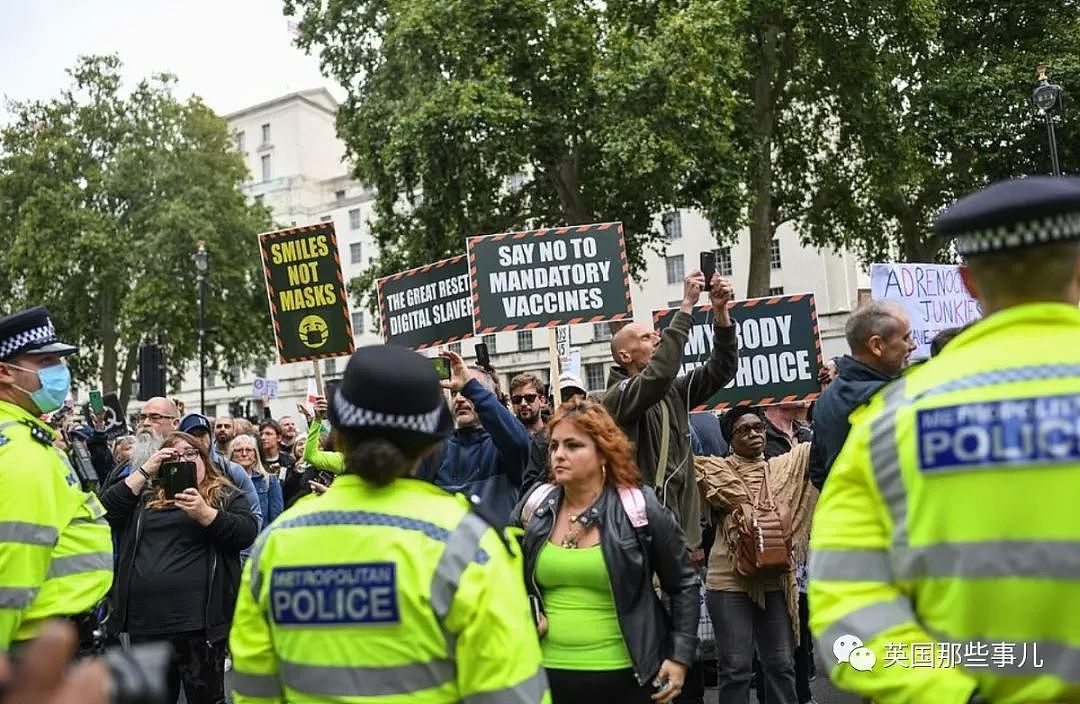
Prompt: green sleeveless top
<box><xmin>535</xmin><ymin>543</ymin><xmax>632</xmax><ymax>670</ymax></box>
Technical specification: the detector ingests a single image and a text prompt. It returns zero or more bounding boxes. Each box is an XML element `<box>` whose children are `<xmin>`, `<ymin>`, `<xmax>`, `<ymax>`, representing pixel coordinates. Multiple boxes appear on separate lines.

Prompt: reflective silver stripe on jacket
<box><xmin>231</xmin><ymin>670</ymin><xmax>283</xmax><ymax>698</ymax></box>
<box><xmin>45</xmin><ymin>552</ymin><xmax>112</xmax><ymax>579</ymax></box>
<box><xmin>463</xmin><ymin>666</ymin><xmax>549</xmax><ymax>704</ymax></box>
<box><xmin>0</xmin><ymin>587</ymin><xmax>39</xmax><ymax>610</ymax></box>
<box><xmin>813</xmin><ymin>541</ymin><xmax>1080</xmax><ymax>582</ymax></box>
<box><xmin>279</xmin><ymin>657</ymin><xmax>455</xmax><ymax>697</ymax></box>
<box><xmin>819</xmin><ymin>597</ymin><xmax>917</xmax><ymax>668</ymax></box>
<box><xmin>0</xmin><ymin>521</ymin><xmax>58</xmax><ymax>547</ymax></box>
<box><xmin>868</xmin><ymin>380</ymin><xmax>909</xmax><ymax>547</ymax></box>
<box><xmin>431</xmin><ymin>512</ymin><xmax>490</xmax><ymax>620</ymax></box>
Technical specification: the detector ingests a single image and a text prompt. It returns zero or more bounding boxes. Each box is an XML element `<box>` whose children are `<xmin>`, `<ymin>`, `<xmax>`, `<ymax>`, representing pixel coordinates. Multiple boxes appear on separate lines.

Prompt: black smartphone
<box><xmin>528</xmin><ymin>594</ymin><xmax>543</xmax><ymax>626</ymax></box>
<box><xmin>432</xmin><ymin>356</ymin><xmax>451</xmax><ymax>380</ymax></box>
<box><xmin>700</xmin><ymin>250</ymin><xmax>716</xmax><ymax>286</ymax></box>
<box><xmin>159</xmin><ymin>461</ymin><xmax>197</xmax><ymax>499</ymax></box>
<box><xmin>475</xmin><ymin>342</ymin><xmax>491</xmax><ymax>370</ymax></box>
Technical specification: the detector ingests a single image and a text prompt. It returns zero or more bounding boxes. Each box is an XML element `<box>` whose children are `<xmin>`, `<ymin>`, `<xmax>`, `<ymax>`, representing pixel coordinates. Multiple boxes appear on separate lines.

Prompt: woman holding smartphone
<box><xmin>101</xmin><ymin>431</ymin><xmax>258</xmax><ymax>704</ymax></box>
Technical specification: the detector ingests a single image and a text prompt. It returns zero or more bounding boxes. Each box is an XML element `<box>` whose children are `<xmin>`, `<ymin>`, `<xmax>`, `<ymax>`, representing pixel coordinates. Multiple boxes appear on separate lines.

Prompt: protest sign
<box><xmin>251</xmin><ymin>377</ymin><xmax>280</xmax><ymax>399</ymax></box>
<box><xmin>870</xmin><ymin>263</ymin><xmax>982</xmax><ymax>360</ymax></box>
<box><xmin>376</xmin><ymin>255</ymin><xmax>473</xmax><ymax>350</ymax></box>
<box><xmin>652</xmin><ymin>294</ymin><xmax>823</xmax><ymax>410</ymax></box>
<box><xmin>258</xmin><ymin>222</ymin><xmax>354</xmax><ymax>364</ymax></box>
<box><xmin>468</xmin><ymin>222</ymin><xmax>632</xmax><ymax>333</ymax></box>
<box><xmin>101</xmin><ymin>393</ymin><xmax>128</xmax><ymax>440</ymax></box>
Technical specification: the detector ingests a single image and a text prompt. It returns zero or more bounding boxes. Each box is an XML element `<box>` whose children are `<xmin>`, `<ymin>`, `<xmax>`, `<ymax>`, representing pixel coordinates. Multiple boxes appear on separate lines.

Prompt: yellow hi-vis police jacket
<box><xmin>230</xmin><ymin>473</ymin><xmax>550</xmax><ymax>704</ymax></box>
<box><xmin>0</xmin><ymin>400</ymin><xmax>113</xmax><ymax>651</ymax></box>
<box><xmin>809</xmin><ymin>303</ymin><xmax>1080</xmax><ymax>703</ymax></box>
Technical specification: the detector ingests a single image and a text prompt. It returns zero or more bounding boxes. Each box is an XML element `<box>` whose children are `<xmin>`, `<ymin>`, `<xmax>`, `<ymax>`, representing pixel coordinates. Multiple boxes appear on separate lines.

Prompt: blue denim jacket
<box><xmin>250</xmin><ymin>471</ymin><xmax>284</xmax><ymax>529</ymax></box>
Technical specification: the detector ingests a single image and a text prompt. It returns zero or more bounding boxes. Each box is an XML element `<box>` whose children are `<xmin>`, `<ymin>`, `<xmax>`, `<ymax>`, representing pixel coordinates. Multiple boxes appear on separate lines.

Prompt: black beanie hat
<box><xmin>720</xmin><ymin>406</ymin><xmax>764</xmax><ymax>445</ymax></box>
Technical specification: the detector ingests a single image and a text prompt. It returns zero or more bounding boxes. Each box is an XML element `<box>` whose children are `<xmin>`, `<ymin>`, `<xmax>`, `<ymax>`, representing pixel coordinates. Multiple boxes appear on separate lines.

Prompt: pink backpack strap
<box><xmin>618</xmin><ymin>486</ymin><xmax>649</xmax><ymax>528</ymax></box>
<box><xmin>522</xmin><ymin>483</ymin><xmax>557</xmax><ymax>525</ymax></box>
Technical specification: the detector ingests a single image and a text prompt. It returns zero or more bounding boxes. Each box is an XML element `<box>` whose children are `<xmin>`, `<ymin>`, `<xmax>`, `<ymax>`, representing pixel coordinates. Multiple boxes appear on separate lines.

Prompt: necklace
<box><xmin>560</xmin><ymin>494</ymin><xmax>600</xmax><ymax>549</ymax></box>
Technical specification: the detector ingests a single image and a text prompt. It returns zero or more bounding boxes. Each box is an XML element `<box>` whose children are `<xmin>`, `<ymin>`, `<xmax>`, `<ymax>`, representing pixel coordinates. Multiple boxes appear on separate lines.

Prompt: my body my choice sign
<box><xmin>468</xmin><ymin>222</ymin><xmax>632</xmax><ymax>333</ymax></box>
<box><xmin>653</xmin><ymin>294</ymin><xmax>823</xmax><ymax>410</ymax></box>
<box><xmin>376</xmin><ymin>255</ymin><xmax>474</xmax><ymax>350</ymax></box>
<box><xmin>258</xmin><ymin>222</ymin><xmax>354</xmax><ymax>364</ymax></box>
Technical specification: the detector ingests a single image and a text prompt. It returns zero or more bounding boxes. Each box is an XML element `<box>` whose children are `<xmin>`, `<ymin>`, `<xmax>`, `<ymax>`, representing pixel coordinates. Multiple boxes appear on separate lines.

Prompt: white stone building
<box><xmin>167</xmin><ymin>89</ymin><xmax>869</xmax><ymax>420</ymax></box>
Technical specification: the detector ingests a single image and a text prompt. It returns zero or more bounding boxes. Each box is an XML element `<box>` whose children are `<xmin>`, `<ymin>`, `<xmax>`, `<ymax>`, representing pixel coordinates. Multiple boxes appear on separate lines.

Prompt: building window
<box><xmin>205</xmin><ymin>404</ymin><xmax>217</xmax><ymax>419</ymax></box>
<box><xmin>770</xmin><ymin>238</ymin><xmax>782</xmax><ymax>270</ymax></box>
<box><xmin>350</xmin><ymin>242</ymin><xmax>363</xmax><ymax>264</ymax></box>
<box><xmin>716</xmin><ymin>247</ymin><xmax>733</xmax><ymax>276</ymax></box>
<box><xmin>261</xmin><ymin>155</ymin><xmax>271</xmax><ymax>181</ymax></box>
<box><xmin>517</xmin><ymin>329</ymin><xmax>534</xmax><ymax>351</ymax></box>
<box><xmin>662</xmin><ymin>211</ymin><xmax>682</xmax><ymax>240</ymax></box>
<box><xmin>768</xmin><ymin>286</ymin><xmax>784</xmax><ymax>296</ymax></box>
<box><xmin>205</xmin><ymin>369</ymin><xmax>216</xmax><ymax>387</ymax></box>
<box><xmin>228</xmin><ymin>365</ymin><xmax>241</xmax><ymax>387</ymax></box>
<box><xmin>324</xmin><ymin>358</ymin><xmax>337</xmax><ymax>376</ymax></box>
<box><xmin>254</xmin><ymin>194</ymin><xmax>264</xmax><ymax>204</ymax></box>
<box><xmin>351</xmin><ymin>311</ymin><xmax>364</xmax><ymax>333</ymax></box>
<box><xmin>585</xmin><ymin>363</ymin><xmax>606</xmax><ymax>392</ymax></box>
<box><xmin>261</xmin><ymin>123</ymin><xmax>271</xmax><ymax>144</ymax></box>
<box><xmin>235</xmin><ymin>131</ymin><xmax>245</xmax><ymax>153</ymax></box>
<box><xmin>319</xmin><ymin>214</ymin><xmax>332</xmax><ymax>222</ymax></box>
<box><xmin>448</xmin><ymin>342</ymin><xmax>462</xmax><ymax>355</ymax></box>
<box><xmin>666</xmin><ymin>255</ymin><xmax>685</xmax><ymax>285</ymax></box>
<box><xmin>335</xmin><ymin>189</ymin><xmax>346</xmax><ymax>201</ymax></box>
<box><xmin>349</xmin><ymin>209</ymin><xmax>361</xmax><ymax>230</ymax></box>
<box><xmin>482</xmin><ymin>334</ymin><xmax>497</xmax><ymax>354</ymax></box>
<box><xmin>593</xmin><ymin>322</ymin><xmax>612</xmax><ymax>341</ymax></box>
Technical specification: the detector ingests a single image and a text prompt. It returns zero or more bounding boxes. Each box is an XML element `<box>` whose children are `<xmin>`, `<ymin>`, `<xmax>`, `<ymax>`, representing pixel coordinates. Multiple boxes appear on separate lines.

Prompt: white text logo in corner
<box><xmin>833</xmin><ymin>634</ymin><xmax>877</xmax><ymax>672</ymax></box>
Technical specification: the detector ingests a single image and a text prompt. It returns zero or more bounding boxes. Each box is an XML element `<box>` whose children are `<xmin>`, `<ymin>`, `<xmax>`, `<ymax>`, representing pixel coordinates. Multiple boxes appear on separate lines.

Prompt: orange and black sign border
<box><xmin>467</xmin><ymin>222</ymin><xmax>633</xmax><ymax>334</ymax></box>
<box><xmin>257</xmin><ymin>222</ymin><xmax>355</xmax><ymax>364</ymax></box>
<box><xmin>375</xmin><ymin>254</ymin><xmax>474</xmax><ymax>350</ymax></box>
<box><xmin>651</xmin><ymin>293</ymin><xmax>823</xmax><ymax>410</ymax></box>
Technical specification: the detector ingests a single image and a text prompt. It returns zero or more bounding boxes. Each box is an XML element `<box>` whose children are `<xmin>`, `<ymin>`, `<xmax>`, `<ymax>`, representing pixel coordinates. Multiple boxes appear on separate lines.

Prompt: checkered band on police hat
<box><xmin>934</xmin><ymin>176</ymin><xmax>1080</xmax><ymax>257</ymax></box>
<box><xmin>0</xmin><ymin>322</ymin><xmax>56</xmax><ymax>360</ymax></box>
<box><xmin>332</xmin><ymin>392</ymin><xmax>444</xmax><ymax>435</ymax></box>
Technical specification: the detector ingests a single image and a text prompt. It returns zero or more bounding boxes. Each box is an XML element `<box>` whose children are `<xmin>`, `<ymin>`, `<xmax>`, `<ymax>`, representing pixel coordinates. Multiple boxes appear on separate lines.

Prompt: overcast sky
<box><xmin>0</xmin><ymin>0</ymin><xmax>344</xmax><ymax>123</ymax></box>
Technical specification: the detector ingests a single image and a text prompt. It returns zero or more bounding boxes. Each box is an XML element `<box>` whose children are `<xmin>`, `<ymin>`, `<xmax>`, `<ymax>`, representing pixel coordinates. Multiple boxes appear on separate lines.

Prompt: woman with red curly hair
<box><xmin>512</xmin><ymin>400</ymin><xmax>699</xmax><ymax>704</ymax></box>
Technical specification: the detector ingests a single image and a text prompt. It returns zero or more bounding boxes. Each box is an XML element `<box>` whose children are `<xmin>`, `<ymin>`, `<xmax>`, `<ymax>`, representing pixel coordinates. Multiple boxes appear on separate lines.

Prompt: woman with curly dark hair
<box><xmin>513</xmin><ymin>400</ymin><xmax>699</xmax><ymax>704</ymax></box>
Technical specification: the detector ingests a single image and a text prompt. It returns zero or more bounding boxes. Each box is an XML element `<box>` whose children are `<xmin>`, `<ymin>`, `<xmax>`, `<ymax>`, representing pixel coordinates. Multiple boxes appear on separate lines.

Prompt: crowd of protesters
<box><xmin>0</xmin><ymin>266</ymin><xmax>979</xmax><ymax>704</ymax></box>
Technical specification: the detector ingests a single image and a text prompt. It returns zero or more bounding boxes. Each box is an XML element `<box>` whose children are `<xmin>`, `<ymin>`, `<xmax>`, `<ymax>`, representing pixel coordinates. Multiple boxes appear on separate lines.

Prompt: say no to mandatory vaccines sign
<box><xmin>652</xmin><ymin>294</ymin><xmax>823</xmax><ymax>410</ymax></box>
<box><xmin>258</xmin><ymin>222</ymin><xmax>355</xmax><ymax>364</ymax></box>
<box><xmin>376</xmin><ymin>255</ymin><xmax>474</xmax><ymax>350</ymax></box>
<box><xmin>468</xmin><ymin>222</ymin><xmax>633</xmax><ymax>333</ymax></box>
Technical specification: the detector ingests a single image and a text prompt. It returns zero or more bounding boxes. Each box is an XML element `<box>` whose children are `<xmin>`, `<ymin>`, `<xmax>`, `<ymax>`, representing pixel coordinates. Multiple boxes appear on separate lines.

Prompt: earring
<box><xmin>601</xmin><ymin>464</ymin><xmax>607</xmax><ymax>483</ymax></box>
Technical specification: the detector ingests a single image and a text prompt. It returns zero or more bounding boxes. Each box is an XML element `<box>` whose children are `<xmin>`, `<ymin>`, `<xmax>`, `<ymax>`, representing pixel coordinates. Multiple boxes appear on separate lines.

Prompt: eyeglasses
<box><xmin>139</xmin><ymin>413</ymin><xmax>176</xmax><ymax>423</ymax></box>
<box><xmin>511</xmin><ymin>393</ymin><xmax>539</xmax><ymax>405</ymax></box>
<box><xmin>174</xmin><ymin>448</ymin><xmax>200</xmax><ymax>460</ymax></box>
<box><xmin>233</xmin><ymin>448</ymin><xmax>256</xmax><ymax>455</ymax></box>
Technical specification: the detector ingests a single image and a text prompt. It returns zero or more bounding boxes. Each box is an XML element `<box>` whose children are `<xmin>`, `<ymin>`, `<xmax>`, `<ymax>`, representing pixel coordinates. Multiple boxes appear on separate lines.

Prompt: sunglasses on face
<box><xmin>511</xmin><ymin>393</ymin><xmax>539</xmax><ymax>405</ymax></box>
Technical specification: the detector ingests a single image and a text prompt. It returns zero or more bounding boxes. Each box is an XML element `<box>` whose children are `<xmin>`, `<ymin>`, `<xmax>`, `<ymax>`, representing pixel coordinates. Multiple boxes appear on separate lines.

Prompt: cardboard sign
<box><xmin>376</xmin><ymin>255</ymin><xmax>473</xmax><ymax>350</ymax></box>
<box><xmin>101</xmin><ymin>393</ymin><xmax>128</xmax><ymax>440</ymax></box>
<box><xmin>468</xmin><ymin>222</ymin><xmax>632</xmax><ymax>333</ymax></box>
<box><xmin>652</xmin><ymin>294</ymin><xmax>823</xmax><ymax>410</ymax></box>
<box><xmin>258</xmin><ymin>222</ymin><xmax>355</xmax><ymax>364</ymax></box>
<box><xmin>870</xmin><ymin>263</ymin><xmax>982</xmax><ymax>360</ymax></box>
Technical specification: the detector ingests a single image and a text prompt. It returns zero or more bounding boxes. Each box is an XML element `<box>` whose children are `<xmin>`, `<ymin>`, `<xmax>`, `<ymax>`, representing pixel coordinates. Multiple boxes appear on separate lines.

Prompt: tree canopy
<box><xmin>0</xmin><ymin>55</ymin><xmax>274</xmax><ymax>407</ymax></box>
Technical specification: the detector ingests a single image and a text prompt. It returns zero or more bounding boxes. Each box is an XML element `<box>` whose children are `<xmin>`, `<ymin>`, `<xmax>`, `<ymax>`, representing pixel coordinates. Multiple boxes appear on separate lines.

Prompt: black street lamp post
<box><xmin>193</xmin><ymin>241</ymin><xmax>210</xmax><ymax>415</ymax></box>
<box><xmin>1031</xmin><ymin>62</ymin><xmax>1064</xmax><ymax>177</ymax></box>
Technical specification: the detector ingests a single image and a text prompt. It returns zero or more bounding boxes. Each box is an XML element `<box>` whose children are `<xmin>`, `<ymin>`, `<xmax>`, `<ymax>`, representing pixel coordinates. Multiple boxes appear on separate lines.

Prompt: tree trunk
<box><xmin>547</xmin><ymin>149</ymin><xmax>591</xmax><ymax>224</ymax></box>
<box><xmin>118</xmin><ymin>344</ymin><xmax>138</xmax><ymax>411</ymax></box>
<box><xmin>99</xmin><ymin>294</ymin><xmax>118</xmax><ymax>394</ymax></box>
<box><xmin>901</xmin><ymin>224</ymin><xmax>942</xmax><ymax>263</ymax></box>
<box><xmin>746</xmin><ymin>24</ymin><xmax>781</xmax><ymax>299</ymax></box>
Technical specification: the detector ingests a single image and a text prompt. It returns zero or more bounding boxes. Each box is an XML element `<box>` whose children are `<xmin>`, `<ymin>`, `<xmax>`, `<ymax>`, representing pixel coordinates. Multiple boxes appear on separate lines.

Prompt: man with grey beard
<box><xmin>100</xmin><ymin>397</ymin><xmax>179</xmax><ymax>489</ymax></box>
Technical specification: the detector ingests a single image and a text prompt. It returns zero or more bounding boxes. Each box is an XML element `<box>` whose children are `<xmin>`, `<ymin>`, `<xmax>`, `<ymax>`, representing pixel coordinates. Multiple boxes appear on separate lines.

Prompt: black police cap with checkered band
<box><xmin>328</xmin><ymin>344</ymin><xmax>453</xmax><ymax>447</ymax></box>
<box><xmin>934</xmin><ymin>176</ymin><xmax>1080</xmax><ymax>257</ymax></box>
<box><xmin>0</xmin><ymin>307</ymin><xmax>78</xmax><ymax>362</ymax></box>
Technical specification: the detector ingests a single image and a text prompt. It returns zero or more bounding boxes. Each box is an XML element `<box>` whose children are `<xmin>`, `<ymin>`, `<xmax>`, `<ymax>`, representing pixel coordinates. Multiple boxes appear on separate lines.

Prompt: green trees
<box><xmin>0</xmin><ymin>55</ymin><xmax>273</xmax><ymax>406</ymax></box>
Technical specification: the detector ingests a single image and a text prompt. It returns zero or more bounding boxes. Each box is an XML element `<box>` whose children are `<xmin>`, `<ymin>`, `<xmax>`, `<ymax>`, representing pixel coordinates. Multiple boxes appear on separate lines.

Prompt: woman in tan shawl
<box><xmin>695</xmin><ymin>406</ymin><xmax>818</xmax><ymax>704</ymax></box>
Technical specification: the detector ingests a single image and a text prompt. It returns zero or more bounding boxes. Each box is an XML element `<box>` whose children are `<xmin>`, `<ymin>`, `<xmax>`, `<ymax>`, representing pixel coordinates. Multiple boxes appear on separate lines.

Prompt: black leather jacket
<box><xmin>514</xmin><ymin>483</ymin><xmax>699</xmax><ymax>685</ymax></box>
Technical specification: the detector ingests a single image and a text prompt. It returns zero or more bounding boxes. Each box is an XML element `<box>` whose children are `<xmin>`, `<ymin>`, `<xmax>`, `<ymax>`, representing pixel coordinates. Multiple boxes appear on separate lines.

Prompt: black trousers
<box><xmin>130</xmin><ymin>632</ymin><xmax>226</xmax><ymax>704</ymax></box>
<box><xmin>546</xmin><ymin>667</ymin><xmax>654</xmax><ymax>704</ymax></box>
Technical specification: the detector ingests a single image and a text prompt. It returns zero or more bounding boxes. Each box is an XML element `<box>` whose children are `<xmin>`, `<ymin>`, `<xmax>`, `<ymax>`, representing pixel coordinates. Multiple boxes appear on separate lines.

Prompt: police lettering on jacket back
<box><xmin>270</xmin><ymin>562</ymin><xmax>400</xmax><ymax>625</ymax></box>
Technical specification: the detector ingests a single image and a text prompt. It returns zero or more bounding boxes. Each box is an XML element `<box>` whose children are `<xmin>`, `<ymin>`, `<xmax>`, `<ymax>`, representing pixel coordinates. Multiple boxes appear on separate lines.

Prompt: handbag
<box><xmin>731</xmin><ymin>466</ymin><xmax>792</xmax><ymax>578</ymax></box>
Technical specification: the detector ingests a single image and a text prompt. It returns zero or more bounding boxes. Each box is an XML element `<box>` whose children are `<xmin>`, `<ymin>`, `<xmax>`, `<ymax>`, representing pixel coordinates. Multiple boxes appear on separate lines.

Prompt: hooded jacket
<box><xmin>603</xmin><ymin>311</ymin><xmax>739</xmax><ymax>548</ymax></box>
<box><xmin>808</xmin><ymin>354</ymin><xmax>897</xmax><ymax>489</ymax></box>
<box><xmin>422</xmin><ymin>378</ymin><xmax>530</xmax><ymax>523</ymax></box>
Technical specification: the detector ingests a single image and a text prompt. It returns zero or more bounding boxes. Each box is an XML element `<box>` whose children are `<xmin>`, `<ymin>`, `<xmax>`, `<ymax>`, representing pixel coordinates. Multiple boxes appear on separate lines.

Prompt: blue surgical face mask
<box><xmin>5</xmin><ymin>361</ymin><xmax>72</xmax><ymax>414</ymax></box>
